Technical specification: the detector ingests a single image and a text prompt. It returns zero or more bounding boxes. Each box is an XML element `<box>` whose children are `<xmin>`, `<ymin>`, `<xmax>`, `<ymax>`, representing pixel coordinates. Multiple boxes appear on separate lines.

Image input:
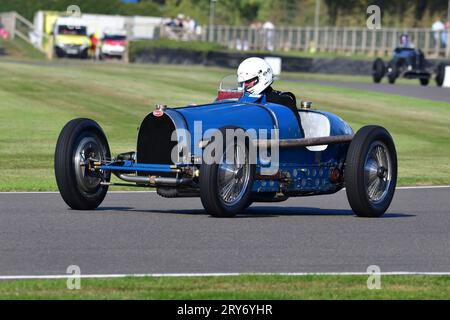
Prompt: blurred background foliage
<box><xmin>0</xmin><ymin>0</ymin><xmax>449</xmax><ymax>27</ymax></box>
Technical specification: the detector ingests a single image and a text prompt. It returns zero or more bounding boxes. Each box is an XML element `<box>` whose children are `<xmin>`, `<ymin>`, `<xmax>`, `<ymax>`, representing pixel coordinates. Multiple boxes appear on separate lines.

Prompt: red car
<box><xmin>100</xmin><ymin>31</ymin><xmax>127</xmax><ymax>59</ymax></box>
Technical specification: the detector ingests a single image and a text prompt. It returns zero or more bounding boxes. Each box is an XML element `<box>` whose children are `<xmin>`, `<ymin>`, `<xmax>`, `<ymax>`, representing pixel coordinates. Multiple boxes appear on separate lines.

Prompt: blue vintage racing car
<box><xmin>55</xmin><ymin>77</ymin><xmax>397</xmax><ymax>218</ymax></box>
<box><xmin>372</xmin><ymin>46</ymin><xmax>448</xmax><ymax>86</ymax></box>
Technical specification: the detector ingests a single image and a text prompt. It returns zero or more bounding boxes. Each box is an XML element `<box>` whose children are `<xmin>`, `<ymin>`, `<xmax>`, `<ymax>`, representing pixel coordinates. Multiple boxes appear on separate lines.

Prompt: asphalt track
<box><xmin>287</xmin><ymin>79</ymin><xmax>450</xmax><ymax>104</ymax></box>
<box><xmin>0</xmin><ymin>187</ymin><xmax>449</xmax><ymax>276</ymax></box>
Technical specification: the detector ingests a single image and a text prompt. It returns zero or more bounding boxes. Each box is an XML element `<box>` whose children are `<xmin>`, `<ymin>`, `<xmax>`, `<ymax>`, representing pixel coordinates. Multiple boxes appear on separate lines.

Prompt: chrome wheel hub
<box><xmin>217</xmin><ymin>144</ymin><xmax>250</xmax><ymax>206</ymax></box>
<box><xmin>364</xmin><ymin>141</ymin><xmax>392</xmax><ymax>204</ymax></box>
<box><xmin>74</xmin><ymin>137</ymin><xmax>104</xmax><ymax>193</ymax></box>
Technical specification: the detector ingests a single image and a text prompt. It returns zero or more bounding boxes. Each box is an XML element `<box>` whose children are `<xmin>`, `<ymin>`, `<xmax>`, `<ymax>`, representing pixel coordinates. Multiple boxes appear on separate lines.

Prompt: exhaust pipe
<box><xmin>118</xmin><ymin>174</ymin><xmax>192</xmax><ymax>187</ymax></box>
<box><xmin>256</xmin><ymin>134</ymin><xmax>354</xmax><ymax>148</ymax></box>
<box><xmin>201</xmin><ymin>135</ymin><xmax>354</xmax><ymax>149</ymax></box>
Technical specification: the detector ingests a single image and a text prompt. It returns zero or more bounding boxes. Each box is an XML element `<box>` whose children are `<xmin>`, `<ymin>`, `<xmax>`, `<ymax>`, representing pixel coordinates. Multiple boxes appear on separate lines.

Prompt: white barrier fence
<box><xmin>0</xmin><ymin>11</ymin><xmax>48</xmax><ymax>53</ymax></box>
<box><xmin>198</xmin><ymin>25</ymin><xmax>450</xmax><ymax>58</ymax></box>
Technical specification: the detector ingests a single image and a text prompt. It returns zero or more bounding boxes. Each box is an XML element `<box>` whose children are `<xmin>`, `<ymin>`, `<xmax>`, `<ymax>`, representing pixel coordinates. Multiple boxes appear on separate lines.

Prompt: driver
<box><xmin>237</xmin><ymin>57</ymin><xmax>297</xmax><ymax>114</ymax></box>
<box><xmin>399</xmin><ymin>34</ymin><xmax>413</xmax><ymax>48</ymax></box>
<box><xmin>394</xmin><ymin>34</ymin><xmax>416</xmax><ymax>70</ymax></box>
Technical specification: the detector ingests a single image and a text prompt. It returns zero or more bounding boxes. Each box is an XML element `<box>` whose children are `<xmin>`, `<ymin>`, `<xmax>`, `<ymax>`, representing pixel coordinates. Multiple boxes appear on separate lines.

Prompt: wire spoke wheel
<box><xmin>199</xmin><ymin>126</ymin><xmax>255</xmax><ymax>217</ymax></box>
<box><xmin>217</xmin><ymin>144</ymin><xmax>250</xmax><ymax>206</ymax></box>
<box><xmin>364</xmin><ymin>141</ymin><xmax>392</xmax><ymax>204</ymax></box>
<box><xmin>345</xmin><ymin>125</ymin><xmax>397</xmax><ymax>217</ymax></box>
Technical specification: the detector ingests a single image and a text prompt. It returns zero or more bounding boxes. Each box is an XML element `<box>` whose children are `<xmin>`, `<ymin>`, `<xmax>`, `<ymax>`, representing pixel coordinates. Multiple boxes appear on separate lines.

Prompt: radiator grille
<box><xmin>137</xmin><ymin>113</ymin><xmax>177</xmax><ymax>165</ymax></box>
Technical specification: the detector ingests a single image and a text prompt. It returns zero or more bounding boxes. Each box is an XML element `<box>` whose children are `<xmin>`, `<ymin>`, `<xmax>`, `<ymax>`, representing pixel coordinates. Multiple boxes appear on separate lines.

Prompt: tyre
<box><xmin>435</xmin><ymin>62</ymin><xmax>446</xmax><ymax>87</ymax></box>
<box><xmin>420</xmin><ymin>78</ymin><xmax>429</xmax><ymax>86</ymax></box>
<box><xmin>345</xmin><ymin>126</ymin><xmax>397</xmax><ymax>217</ymax></box>
<box><xmin>54</xmin><ymin>47</ymin><xmax>65</xmax><ymax>58</ymax></box>
<box><xmin>80</xmin><ymin>49</ymin><xmax>89</xmax><ymax>60</ymax></box>
<box><xmin>55</xmin><ymin>118</ymin><xmax>111</xmax><ymax>210</ymax></box>
<box><xmin>387</xmin><ymin>62</ymin><xmax>397</xmax><ymax>84</ymax></box>
<box><xmin>199</xmin><ymin>127</ymin><xmax>255</xmax><ymax>217</ymax></box>
<box><xmin>372</xmin><ymin>58</ymin><xmax>385</xmax><ymax>83</ymax></box>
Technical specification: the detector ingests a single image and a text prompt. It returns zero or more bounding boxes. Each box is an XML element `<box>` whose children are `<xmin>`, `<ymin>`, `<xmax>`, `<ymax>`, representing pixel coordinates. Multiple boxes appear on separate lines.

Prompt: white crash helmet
<box><xmin>237</xmin><ymin>57</ymin><xmax>274</xmax><ymax>95</ymax></box>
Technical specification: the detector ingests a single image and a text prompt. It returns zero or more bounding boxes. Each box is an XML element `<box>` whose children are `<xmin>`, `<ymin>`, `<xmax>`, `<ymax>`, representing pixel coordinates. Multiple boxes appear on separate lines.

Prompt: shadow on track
<box><xmin>93</xmin><ymin>206</ymin><xmax>413</xmax><ymax>219</ymax></box>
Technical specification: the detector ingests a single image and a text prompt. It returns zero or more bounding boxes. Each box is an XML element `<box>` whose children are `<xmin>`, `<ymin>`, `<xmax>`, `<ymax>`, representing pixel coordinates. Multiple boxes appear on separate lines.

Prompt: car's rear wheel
<box><xmin>372</xmin><ymin>58</ymin><xmax>385</xmax><ymax>83</ymax></box>
<box><xmin>55</xmin><ymin>118</ymin><xmax>111</xmax><ymax>210</ymax></box>
<box><xmin>199</xmin><ymin>128</ymin><xmax>255</xmax><ymax>217</ymax></box>
<box><xmin>435</xmin><ymin>62</ymin><xmax>447</xmax><ymax>87</ymax></box>
<box><xmin>387</xmin><ymin>62</ymin><xmax>398</xmax><ymax>84</ymax></box>
<box><xmin>420</xmin><ymin>78</ymin><xmax>429</xmax><ymax>86</ymax></box>
<box><xmin>345</xmin><ymin>126</ymin><xmax>397</xmax><ymax>217</ymax></box>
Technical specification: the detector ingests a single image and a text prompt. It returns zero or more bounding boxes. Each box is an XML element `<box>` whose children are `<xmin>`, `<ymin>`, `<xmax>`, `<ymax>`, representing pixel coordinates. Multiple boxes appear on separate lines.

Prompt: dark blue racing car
<box><xmin>55</xmin><ymin>62</ymin><xmax>398</xmax><ymax>218</ymax></box>
<box><xmin>372</xmin><ymin>34</ymin><xmax>448</xmax><ymax>86</ymax></box>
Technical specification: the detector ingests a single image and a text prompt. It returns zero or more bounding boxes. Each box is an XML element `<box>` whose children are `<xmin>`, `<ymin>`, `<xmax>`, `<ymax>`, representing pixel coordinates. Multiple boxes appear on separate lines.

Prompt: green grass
<box><xmin>0</xmin><ymin>275</ymin><xmax>449</xmax><ymax>299</ymax></box>
<box><xmin>129</xmin><ymin>39</ymin><xmax>226</xmax><ymax>58</ymax></box>
<box><xmin>0</xmin><ymin>38</ymin><xmax>46</xmax><ymax>60</ymax></box>
<box><xmin>235</xmin><ymin>49</ymin><xmax>381</xmax><ymax>61</ymax></box>
<box><xmin>281</xmin><ymin>71</ymin><xmax>415</xmax><ymax>85</ymax></box>
<box><xmin>0</xmin><ymin>60</ymin><xmax>449</xmax><ymax>191</ymax></box>
<box><xmin>129</xmin><ymin>39</ymin><xmax>384</xmax><ymax>61</ymax></box>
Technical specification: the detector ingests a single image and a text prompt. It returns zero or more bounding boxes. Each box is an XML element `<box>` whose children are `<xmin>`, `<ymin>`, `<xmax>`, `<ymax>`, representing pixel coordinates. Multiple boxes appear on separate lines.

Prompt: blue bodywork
<box><xmin>101</xmin><ymin>92</ymin><xmax>353</xmax><ymax>196</ymax></box>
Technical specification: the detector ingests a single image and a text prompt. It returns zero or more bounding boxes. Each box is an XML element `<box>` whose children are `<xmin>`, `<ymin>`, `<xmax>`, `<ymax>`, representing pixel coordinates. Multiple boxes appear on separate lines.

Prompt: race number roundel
<box><xmin>153</xmin><ymin>110</ymin><xmax>164</xmax><ymax>117</ymax></box>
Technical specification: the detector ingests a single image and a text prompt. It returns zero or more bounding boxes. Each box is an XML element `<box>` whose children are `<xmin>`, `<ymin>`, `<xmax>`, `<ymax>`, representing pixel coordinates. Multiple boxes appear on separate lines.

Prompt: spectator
<box><xmin>443</xmin><ymin>20</ymin><xmax>450</xmax><ymax>47</ymax></box>
<box><xmin>195</xmin><ymin>25</ymin><xmax>202</xmax><ymax>38</ymax></box>
<box><xmin>177</xmin><ymin>14</ymin><xmax>185</xmax><ymax>28</ymax></box>
<box><xmin>399</xmin><ymin>34</ymin><xmax>413</xmax><ymax>48</ymax></box>
<box><xmin>250</xmin><ymin>21</ymin><xmax>262</xmax><ymax>30</ymax></box>
<box><xmin>263</xmin><ymin>20</ymin><xmax>275</xmax><ymax>51</ymax></box>
<box><xmin>242</xmin><ymin>39</ymin><xmax>249</xmax><ymax>51</ymax></box>
<box><xmin>90</xmin><ymin>32</ymin><xmax>99</xmax><ymax>59</ymax></box>
<box><xmin>165</xmin><ymin>17</ymin><xmax>178</xmax><ymax>28</ymax></box>
<box><xmin>432</xmin><ymin>17</ymin><xmax>445</xmax><ymax>47</ymax></box>
<box><xmin>187</xmin><ymin>17</ymin><xmax>196</xmax><ymax>34</ymax></box>
<box><xmin>236</xmin><ymin>38</ymin><xmax>243</xmax><ymax>51</ymax></box>
<box><xmin>185</xmin><ymin>16</ymin><xmax>197</xmax><ymax>40</ymax></box>
<box><xmin>0</xmin><ymin>21</ymin><xmax>10</xmax><ymax>40</ymax></box>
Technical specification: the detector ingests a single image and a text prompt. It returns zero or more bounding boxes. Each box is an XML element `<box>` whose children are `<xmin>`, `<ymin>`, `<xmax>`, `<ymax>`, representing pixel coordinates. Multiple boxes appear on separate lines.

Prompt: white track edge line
<box><xmin>0</xmin><ymin>191</ymin><xmax>156</xmax><ymax>194</ymax></box>
<box><xmin>1</xmin><ymin>272</ymin><xmax>450</xmax><ymax>280</ymax></box>
<box><xmin>1</xmin><ymin>185</ymin><xmax>450</xmax><ymax>195</ymax></box>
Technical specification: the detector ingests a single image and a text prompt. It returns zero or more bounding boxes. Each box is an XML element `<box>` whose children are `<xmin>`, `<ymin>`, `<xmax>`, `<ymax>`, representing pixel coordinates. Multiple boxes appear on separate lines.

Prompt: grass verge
<box><xmin>0</xmin><ymin>275</ymin><xmax>449</xmax><ymax>299</ymax></box>
<box><xmin>129</xmin><ymin>39</ymin><xmax>226</xmax><ymax>58</ymax></box>
<box><xmin>129</xmin><ymin>39</ymin><xmax>384</xmax><ymax>61</ymax></box>
<box><xmin>0</xmin><ymin>38</ymin><xmax>46</xmax><ymax>60</ymax></box>
<box><xmin>0</xmin><ymin>60</ymin><xmax>449</xmax><ymax>191</ymax></box>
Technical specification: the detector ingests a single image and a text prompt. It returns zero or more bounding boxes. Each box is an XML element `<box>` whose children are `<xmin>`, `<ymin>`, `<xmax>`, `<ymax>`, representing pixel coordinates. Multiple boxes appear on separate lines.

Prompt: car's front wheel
<box><xmin>372</xmin><ymin>58</ymin><xmax>385</xmax><ymax>83</ymax></box>
<box><xmin>199</xmin><ymin>128</ymin><xmax>255</xmax><ymax>217</ymax></box>
<box><xmin>435</xmin><ymin>62</ymin><xmax>447</xmax><ymax>87</ymax></box>
<box><xmin>54</xmin><ymin>118</ymin><xmax>111</xmax><ymax>210</ymax></box>
<box><xmin>420</xmin><ymin>78</ymin><xmax>429</xmax><ymax>86</ymax></box>
<box><xmin>345</xmin><ymin>126</ymin><xmax>397</xmax><ymax>217</ymax></box>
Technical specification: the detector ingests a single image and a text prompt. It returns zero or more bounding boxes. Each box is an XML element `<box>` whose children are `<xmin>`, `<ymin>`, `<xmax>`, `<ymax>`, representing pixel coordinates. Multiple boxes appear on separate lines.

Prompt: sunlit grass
<box><xmin>0</xmin><ymin>275</ymin><xmax>449</xmax><ymax>299</ymax></box>
<box><xmin>0</xmin><ymin>61</ymin><xmax>449</xmax><ymax>190</ymax></box>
